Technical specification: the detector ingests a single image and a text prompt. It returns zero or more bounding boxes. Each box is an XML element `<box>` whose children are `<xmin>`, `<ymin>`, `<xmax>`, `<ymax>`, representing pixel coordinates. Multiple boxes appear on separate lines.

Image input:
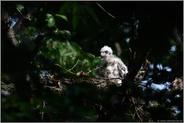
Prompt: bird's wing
<box><xmin>117</xmin><ymin>60</ymin><xmax>128</xmax><ymax>78</ymax></box>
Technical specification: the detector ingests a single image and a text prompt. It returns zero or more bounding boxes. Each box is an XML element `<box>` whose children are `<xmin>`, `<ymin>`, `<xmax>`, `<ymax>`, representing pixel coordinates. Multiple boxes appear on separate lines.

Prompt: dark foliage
<box><xmin>1</xmin><ymin>1</ymin><xmax>183</xmax><ymax>122</ymax></box>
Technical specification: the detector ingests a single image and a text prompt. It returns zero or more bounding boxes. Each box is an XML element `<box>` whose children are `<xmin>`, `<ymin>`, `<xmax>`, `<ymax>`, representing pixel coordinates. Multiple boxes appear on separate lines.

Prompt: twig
<box><xmin>41</xmin><ymin>100</ymin><xmax>46</xmax><ymax>121</ymax></box>
<box><xmin>95</xmin><ymin>77</ymin><xmax>124</xmax><ymax>80</ymax></box>
<box><xmin>130</xmin><ymin>97</ymin><xmax>143</xmax><ymax>122</ymax></box>
<box><xmin>68</xmin><ymin>59</ymin><xmax>79</xmax><ymax>71</ymax></box>
<box><xmin>96</xmin><ymin>2</ymin><xmax>116</xmax><ymax>19</ymax></box>
<box><xmin>56</xmin><ymin>59</ymin><xmax>79</xmax><ymax>74</ymax></box>
<box><xmin>86</xmin><ymin>67</ymin><xmax>100</xmax><ymax>75</ymax></box>
<box><xmin>55</xmin><ymin>64</ymin><xmax>76</xmax><ymax>75</ymax></box>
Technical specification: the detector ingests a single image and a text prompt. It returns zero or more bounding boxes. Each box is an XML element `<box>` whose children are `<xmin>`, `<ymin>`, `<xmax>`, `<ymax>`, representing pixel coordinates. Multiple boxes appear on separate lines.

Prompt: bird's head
<box><xmin>100</xmin><ymin>45</ymin><xmax>113</xmax><ymax>58</ymax></box>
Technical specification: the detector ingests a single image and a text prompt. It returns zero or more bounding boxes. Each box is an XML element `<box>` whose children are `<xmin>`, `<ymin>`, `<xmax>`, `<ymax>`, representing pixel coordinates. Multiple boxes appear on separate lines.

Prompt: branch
<box><xmin>95</xmin><ymin>2</ymin><xmax>131</xmax><ymax>26</ymax></box>
<box><xmin>128</xmin><ymin>49</ymin><xmax>150</xmax><ymax>80</ymax></box>
<box><xmin>130</xmin><ymin>97</ymin><xmax>143</xmax><ymax>122</ymax></box>
<box><xmin>95</xmin><ymin>2</ymin><xmax>116</xmax><ymax>19</ymax></box>
<box><xmin>55</xmin><ymin>64</ymin><xmax>76</xmax><ymax>75</ymax></box>
<box><xmin>95</xmin><ymin>76</ymin><xmax>125</xmax><ymax>80</ymax></box>
<box><xmin>41</xmin><ymin>100</ymin><xmax>46</xmax><ymax>121</ymax></box>
<box><xmin>68</xmin><ymin>59</ymin><xmax>79</xmax><ymax>71</ymax></box>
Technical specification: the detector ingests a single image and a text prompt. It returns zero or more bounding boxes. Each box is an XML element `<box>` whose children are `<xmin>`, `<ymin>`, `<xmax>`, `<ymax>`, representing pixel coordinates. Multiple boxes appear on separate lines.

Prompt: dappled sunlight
<box><xmin>1</xmin><ymin>1</ymin><xmax>183</xmax><ymax>122</ymax></box>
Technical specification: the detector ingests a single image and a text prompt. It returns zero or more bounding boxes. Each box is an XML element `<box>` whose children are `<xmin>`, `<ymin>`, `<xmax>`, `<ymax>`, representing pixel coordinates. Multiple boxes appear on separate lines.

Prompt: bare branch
<box><xmin>68</xmin><ymin>59</ymin><xmax>79</xmax><ymax>71</ymax></box>
<box><xmin>96</xmin><ymin>2</ymin><xmax>116</xmax><ymax>19</ymax></box>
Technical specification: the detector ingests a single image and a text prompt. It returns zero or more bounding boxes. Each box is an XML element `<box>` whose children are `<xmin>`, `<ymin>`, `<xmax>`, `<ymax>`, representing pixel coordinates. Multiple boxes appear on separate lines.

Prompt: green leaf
<box><xmin>47</xmin><ymin>18</ymin><xmax>55</xmax><ymax>28</ymax></box>
<box><xmin>16</xmin><ymin>4</ymin><xmax>24</xmax><ymax>11</ymax></box>
<box><xmin>72</xmin><ymin>15</ymin><xmax>79</xmax><ymax>29</ymax></box>
<box><xmin>84</xmin><ymin>4</ymin><xmax>100</xmax><ymax>24</ymax></box>
<box><xmin>55</xmin><ymin>14</ymin><xmax>68</xmax><ymax>21</ymax></box>
<box><xmin>70</xmin><ymin>42</ymin><xmax>83</xmax><ymax>53</ymax></box>
<box><xmin>64</xmin><ymin>52</ymin><xmax>77</xmax><ymax>57</ymax></box>
<box><xmin>59</xmin><ymin>48</ymin><xmax>67</xmax><ymax>56</ymax></box>
<box><xmin>72</xmin><ymin>6</ymin><xmax>79</xmax><ymax>29</ymax></box>
<box><xmin>46</xmin><ymin>13</ymin><xmax>52</xmax><ymax>18</ymax></box>
<box><xmin>59</xmin><ymin>30</ymin><xmax>71</xmax><ymax>37</ymax></box>
<box><xmin>85</xmin><ymin>52</ymin><xmax>96</xmax><ymax>58</ymax></box>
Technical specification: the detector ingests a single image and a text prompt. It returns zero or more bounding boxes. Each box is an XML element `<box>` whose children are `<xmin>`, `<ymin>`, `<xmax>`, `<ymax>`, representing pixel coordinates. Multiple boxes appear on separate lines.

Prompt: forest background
<box><xmin>1</xmin><ymin>1</ymin><xmax>183</xmax><ymax>122</ymax></box>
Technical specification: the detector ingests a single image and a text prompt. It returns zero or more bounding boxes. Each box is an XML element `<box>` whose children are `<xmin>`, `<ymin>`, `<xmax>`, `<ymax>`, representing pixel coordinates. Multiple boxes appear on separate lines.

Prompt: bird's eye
<box><xmin>104</xmin><ymin>51</ymin><xmax>108</xmax><ymax>54</ymax></box>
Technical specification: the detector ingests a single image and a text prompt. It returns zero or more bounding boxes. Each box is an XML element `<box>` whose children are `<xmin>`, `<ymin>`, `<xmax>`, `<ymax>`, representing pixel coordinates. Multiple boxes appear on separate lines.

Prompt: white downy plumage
<box><xmin>99</xmin><ymin>45</ymin><xmax>128</xmax><ymax>86</ymax></box>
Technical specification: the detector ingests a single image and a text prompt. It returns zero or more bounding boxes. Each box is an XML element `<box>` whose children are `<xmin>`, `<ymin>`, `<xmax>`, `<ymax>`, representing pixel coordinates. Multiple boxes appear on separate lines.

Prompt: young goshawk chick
<box><xmin>98</xmin><ymin>45</ymin><xmax>128</xmax><ymax>86</ymax></box>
